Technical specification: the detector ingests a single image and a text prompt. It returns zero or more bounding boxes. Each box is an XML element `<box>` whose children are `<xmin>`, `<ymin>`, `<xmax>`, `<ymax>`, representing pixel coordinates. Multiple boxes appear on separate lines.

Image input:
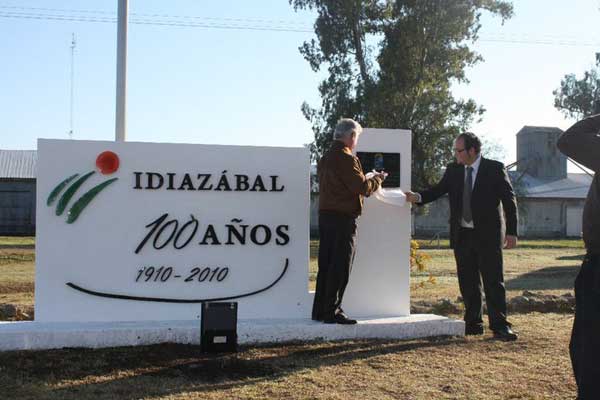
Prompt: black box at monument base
<box><xmin>200</xmin><ymin>302</ymin><xmax>238</xmax><ymax>352</ymax></box>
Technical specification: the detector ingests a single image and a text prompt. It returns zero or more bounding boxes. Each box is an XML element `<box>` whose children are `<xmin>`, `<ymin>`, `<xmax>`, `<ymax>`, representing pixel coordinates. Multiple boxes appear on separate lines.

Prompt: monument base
<box><xmin>0</xmin><ymin>315</ymin><xmax>463</xmax><ymax>351</ymax></box>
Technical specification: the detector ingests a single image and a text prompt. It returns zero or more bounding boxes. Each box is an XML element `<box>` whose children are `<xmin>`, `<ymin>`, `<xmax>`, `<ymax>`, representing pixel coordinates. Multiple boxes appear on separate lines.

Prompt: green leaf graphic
<box><xmin>47</xmin><ymin>173</ymin><xmax>79</xmax><ymax>206</ymax></box>
<box><xmin>56</xmin><ymin>171</ymin><xmax>95</xmax><ymax>216</ymax></box>
<box><xmin>66</xmin><ymin>178</ymin><xmax>118</xmax><ymax>224</ymax></box>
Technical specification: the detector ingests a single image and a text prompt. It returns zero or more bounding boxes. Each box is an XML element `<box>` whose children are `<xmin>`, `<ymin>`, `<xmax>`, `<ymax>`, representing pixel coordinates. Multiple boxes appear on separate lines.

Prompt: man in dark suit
<box><xmin>557</xmin><ymin>114</ymin><xmax>600</xmax><ymax>399</ymax></box>
<box><xmin>406</xmin><ymin>132</ymin><xmax>518</xmax><ymax>340</ymax></box>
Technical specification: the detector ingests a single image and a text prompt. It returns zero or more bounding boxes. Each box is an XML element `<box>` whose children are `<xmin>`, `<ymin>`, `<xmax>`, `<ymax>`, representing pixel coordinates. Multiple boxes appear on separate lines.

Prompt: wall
<box><xmin>412</xmin><ymin>197</ymin><xmax>450</xmax><ymax>238</ymax></box>
<box><xmin>0</xmin><ymin>179</ymin><xmax>36</xmax><ymax>235</ymax></box>
<box><xmin>518</xmin><ymin>199</ymin><xmax>563</xmax><ymax>237</ymax></box>
<box><xmin>409</xmin><ymin>197</ymin><xmax>586</xmax><ymax>239</ymax></box>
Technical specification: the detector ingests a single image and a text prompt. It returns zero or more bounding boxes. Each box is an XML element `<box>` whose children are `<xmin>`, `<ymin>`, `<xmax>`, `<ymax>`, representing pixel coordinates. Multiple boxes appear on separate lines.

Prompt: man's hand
<box><xmin>372</xmin><ymin>170</ymin><xmax>388</xmax><ymax>181</ymax></box>
<box><xmin>504</xmin><ymin>235</ymin><xmax>517</xmax><ymax>249</ymax></box>
<box><xmin>405</xmin><ymin>191</ymin><xmax>420</xmax><ymax>204</ymax></box>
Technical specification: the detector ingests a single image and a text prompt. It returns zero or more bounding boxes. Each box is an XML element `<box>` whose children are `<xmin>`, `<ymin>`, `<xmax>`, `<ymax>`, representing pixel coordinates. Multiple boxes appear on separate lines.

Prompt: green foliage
<box><xmin>290</xmin><ymin>0</ymin><xmax>513</xmax><ymax>189</ymax></box>
<box><xmin>480</xmin><ymin>136</ymin><xmax>507</xmax><ymax>161</ymax></box>
<box><xmin>553</xmin><ymin>53</ymin><xmax>600</xmax><ymax>119</ymax></box>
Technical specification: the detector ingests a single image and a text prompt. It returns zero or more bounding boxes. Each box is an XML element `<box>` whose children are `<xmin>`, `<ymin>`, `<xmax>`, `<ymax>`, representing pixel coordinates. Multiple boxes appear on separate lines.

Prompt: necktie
<box><xmin>463</xmin><ymin>166</ymin><xmax>473</xmax><ymax>223</ymax></box>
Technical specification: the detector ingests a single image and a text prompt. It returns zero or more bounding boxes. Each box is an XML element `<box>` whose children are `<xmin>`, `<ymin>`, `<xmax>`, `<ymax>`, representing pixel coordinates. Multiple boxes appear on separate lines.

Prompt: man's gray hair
<box><xmin>333</xmin><ymin>118</ymin><xmax>362</xmax><ymax>140</ymax></box>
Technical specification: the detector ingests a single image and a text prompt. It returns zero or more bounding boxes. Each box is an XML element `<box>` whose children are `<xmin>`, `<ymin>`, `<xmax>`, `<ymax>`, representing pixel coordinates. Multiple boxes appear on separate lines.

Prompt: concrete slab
<box><xmin>0</xmin><ymin>315</ymin><xmax>463</xmax><ymax>351</ymax></box>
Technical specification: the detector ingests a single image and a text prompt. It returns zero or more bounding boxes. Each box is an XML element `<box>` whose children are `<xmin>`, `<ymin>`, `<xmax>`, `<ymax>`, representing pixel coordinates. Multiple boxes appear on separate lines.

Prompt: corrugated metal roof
<box><xmin>510</xmin><ymin>171</ymin><xmax>593</xmax><ymax>199</ymax></box>
<box><xmin>0</xmin><ymin>150</ymin><xmax>37</xmax><ymax>179</ymax></box>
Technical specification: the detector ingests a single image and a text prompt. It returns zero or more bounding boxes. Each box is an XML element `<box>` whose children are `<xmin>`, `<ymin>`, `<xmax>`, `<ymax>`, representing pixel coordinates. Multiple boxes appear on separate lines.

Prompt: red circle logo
<box><xmin>96</xmin><ymin>151</ymin><xmax>120</xmax><ymax>175</ymax></box>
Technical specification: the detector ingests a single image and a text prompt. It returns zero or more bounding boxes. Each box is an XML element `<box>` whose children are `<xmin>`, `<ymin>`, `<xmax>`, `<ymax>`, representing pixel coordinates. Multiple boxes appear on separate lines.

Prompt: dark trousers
<box><xmin>312</xmin><ymin>212</ymin><xmax>357</xmax><ymax>320</ymax></box>
<box><xmin>570</xmin><ymin>253</ymin><xmax>600</xmax><ymax>399</ymax></box>
<box><xmin>453</xmin><ymin>227</ymin><xmax>509</xmax><ymax>331</ymax></box>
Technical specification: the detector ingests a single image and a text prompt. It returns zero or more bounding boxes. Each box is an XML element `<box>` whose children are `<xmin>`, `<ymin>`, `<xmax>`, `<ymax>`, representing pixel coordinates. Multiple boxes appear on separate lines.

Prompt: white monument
<box><xmin>0</xmin><ymin>133</ymin><xmax>463</xmax><ymax>351</ymax></box>
<box><xmin>34</xmin><ymin>139</ymin><xmax>311</xmax><ymax>322</ymax></box>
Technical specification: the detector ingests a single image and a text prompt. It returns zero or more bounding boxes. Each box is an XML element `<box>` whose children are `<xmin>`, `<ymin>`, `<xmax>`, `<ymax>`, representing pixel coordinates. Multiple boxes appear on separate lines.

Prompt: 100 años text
<box><xmin>135</xmin><ymin>213</ymin><xmax>290</xmax><ymax>254</ymax></box>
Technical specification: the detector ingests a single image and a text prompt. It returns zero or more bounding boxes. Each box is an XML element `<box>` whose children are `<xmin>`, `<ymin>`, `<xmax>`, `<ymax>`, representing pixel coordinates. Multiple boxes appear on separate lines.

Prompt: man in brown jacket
<box><xmin>312</xmin><ymin>118</ymin><xmax>386</xmax><ymax>324</ymax></box>
<box><xmin>557</xmin><ymin>113</ymin><xmax>600</xmax><ymax>399</ymax></box>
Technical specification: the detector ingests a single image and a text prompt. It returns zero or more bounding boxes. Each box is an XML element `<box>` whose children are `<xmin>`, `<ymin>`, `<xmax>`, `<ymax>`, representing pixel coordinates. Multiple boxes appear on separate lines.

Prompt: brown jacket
<box><xmin>318</xmin><ymin>140</ymin><xmax>383</xmax><ymax>218</ymax></box>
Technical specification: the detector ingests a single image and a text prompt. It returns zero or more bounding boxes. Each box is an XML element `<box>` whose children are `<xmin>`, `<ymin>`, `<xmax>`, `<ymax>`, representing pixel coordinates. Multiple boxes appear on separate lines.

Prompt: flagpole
<box><xmin>115</xmin><ymin>0</ymin><xmax>128</xmax><ymax>141</ymax></box>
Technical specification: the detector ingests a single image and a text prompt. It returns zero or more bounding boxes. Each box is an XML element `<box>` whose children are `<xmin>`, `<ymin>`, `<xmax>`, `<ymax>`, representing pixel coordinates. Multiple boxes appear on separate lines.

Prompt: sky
<box><xmin>1</xmin><ymin>0</ymin><xmax>600</xmax><ymax>169</ymax></box>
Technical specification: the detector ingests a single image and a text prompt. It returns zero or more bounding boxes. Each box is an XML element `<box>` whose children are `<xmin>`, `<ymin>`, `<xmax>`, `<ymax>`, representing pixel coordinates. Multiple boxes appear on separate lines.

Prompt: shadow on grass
<box><xmin>556</xmin><ymin>254</ymin><xmax>585</xmax><ymax>261</ymax></box>
<box><xmin>0</xmin><ymin>337</ymin><xmax>463</xmax><ymax>399</ymax></box>
<box><xmin>0</xmin><ymin>244</ymin><xmax>35</xmax><ymax>249</ymax></box>
<box><xmin>506</xmin><ymin>265</ymin><xmax>579</xmax><ymax>291</ymax></box>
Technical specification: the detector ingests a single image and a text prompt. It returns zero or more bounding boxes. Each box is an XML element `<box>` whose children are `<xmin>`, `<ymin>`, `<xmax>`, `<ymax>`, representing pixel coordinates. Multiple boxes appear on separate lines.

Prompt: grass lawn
<box><xmin>314</xmin><ymin>239</ymin><xmax>582</xmax><ymax>304</ymax></box>
<box><xmin>411</xmin><ymin>242</ymin><xmax>582</xmax><ymax>305</ymax></box>
<box><xmin>0</xmin><ymin>237</ymin><xmax>582</xmax><ymax>399</ymax></box>
<box><xmin>0</xmin><ymin>313</ymin><xmax>576</xmax><ymax>399</ymax></box>
<box><xmin>0</xmin><ymin>247</ymin><xmax>34</xmax><ymax>306</ymax></box>
<box><xmin>0</xmin><ymin>236</ymin><xmax>35</xmax><ymax>247</ymax></box>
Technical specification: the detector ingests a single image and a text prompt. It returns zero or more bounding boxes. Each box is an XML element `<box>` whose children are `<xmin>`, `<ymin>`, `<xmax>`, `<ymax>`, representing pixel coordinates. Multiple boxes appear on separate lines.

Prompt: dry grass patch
<box><xmin>0</xmin><ymin>313</ymin><xmax>575</xmax><ymax>399</ymax></box>
<box><xmin>0</xmin><ymin>240</ymin><xmax>582</xmax><ymax>311</ymax></box>
<box><xmin>0</xmin><ymin>238</ymin><xmax>583</xmax><ymax>398</ymax></box>
<box><xmin>417</xmin><ymin>238</ymin><xmax>585</xmax><ymax>250</ymax></box>
<box><xmin>411</xmin><ymin>246</ymin><xmax>582</xmax><ymax>305</ymax></box>
<box><xmin>0</xmin><ymin>248</ymin><xmax>35</xmax><ymax>306</ymax></box>
<box><xmin>0</xmin><ymin>236</ymin><xmax>35</xmax><ymax>247</ymax></box>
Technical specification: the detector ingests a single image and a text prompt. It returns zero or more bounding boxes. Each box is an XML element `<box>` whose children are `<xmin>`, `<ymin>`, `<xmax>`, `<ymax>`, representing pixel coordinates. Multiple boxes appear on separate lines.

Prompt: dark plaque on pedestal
<box><xmin>356</xmin><ymin>152</ymin><xmax>401</xmax><ymax>188</ymax></box>
<box><xmin>200</xmin><ymin>302</ymin><xmax>238</xmax><ymax>352</ymax></box>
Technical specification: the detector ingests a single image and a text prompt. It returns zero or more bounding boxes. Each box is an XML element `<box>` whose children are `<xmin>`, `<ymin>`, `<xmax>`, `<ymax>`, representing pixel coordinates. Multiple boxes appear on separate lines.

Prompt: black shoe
<box><xmin>493</xmin><ymin>326</ymin><xmax>518</xmax><ymax>341</ymax></box>
<box><xmin>323</xmin><ymin>312</ymin><xmax>357</xmax><ymax>325</ymax></box>
<box><xmin>465</xmin><ymin>325</ymin><xmax>484</xmax><ymax>336</ymax></box>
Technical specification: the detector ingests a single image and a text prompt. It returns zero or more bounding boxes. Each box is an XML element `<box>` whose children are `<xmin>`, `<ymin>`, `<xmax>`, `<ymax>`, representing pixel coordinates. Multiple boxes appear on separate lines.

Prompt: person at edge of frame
<box><xmin>557</xmin><ymin>113</ymin><xmax>600</xmax><ymax>400</ymax></box>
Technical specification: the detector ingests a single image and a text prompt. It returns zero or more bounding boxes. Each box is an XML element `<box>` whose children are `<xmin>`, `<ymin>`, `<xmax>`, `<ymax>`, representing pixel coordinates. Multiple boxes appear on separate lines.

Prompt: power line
<box><xmin>2</xmin><ymin>8</ymin><xmax>600</xmax><ymax>47</ymax></box>
<box><xmin>0</xmin><ymin>11</ymin><xmax>314</xmax><ymax>33</ymax></box>
<box><xmin>0</xmin><ymin>5</ymin><xmax>115</xmax><ymax>15</ymax></box>
<box><xmin>0</xmin><ymin>5</ymin><xmax>314</xmax><ymax>27</ymax></box>
<box><xmin>480</xmin><ymin>35</ymin><xmax>600</xmax><ymax>48</ymax></box>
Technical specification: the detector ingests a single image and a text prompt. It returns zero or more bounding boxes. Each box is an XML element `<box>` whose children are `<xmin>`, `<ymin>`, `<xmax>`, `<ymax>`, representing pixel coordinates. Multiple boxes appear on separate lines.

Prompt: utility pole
<box><xmin>69</xmin><ymin>33</ymin><xmax>76</xmax><ymax>139</ymax></box>
<box><xmin>115</xmin><ymin>0</ymin><xmax>128</xmax><ymax>141</ymax></box>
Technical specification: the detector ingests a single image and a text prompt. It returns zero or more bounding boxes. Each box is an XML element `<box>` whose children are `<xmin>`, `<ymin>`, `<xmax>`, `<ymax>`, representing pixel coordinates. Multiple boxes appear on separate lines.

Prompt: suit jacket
<box><xmin>418</xmin><ymin>157</ymin><xmax>518</xmax><ymax>249</ymax></box>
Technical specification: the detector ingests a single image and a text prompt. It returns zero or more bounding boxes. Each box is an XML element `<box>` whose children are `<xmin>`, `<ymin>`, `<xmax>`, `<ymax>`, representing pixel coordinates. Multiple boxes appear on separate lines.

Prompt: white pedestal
<box><xmin>0</xmin><ymin>316</ymin><xmax>464</xmax><ymax>351</ymax></box>
<box><xmin>344</xmin><ymin>129</ymin><xmax>412</xmax><ymax>317</ymax></box>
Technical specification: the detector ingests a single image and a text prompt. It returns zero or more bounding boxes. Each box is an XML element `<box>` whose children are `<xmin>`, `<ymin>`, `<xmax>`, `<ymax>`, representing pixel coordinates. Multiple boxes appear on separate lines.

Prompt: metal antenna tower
<box><xmin>69</xmin><ymin>33</ymin><xmax>76</xmax><ymax>139</ymax></box>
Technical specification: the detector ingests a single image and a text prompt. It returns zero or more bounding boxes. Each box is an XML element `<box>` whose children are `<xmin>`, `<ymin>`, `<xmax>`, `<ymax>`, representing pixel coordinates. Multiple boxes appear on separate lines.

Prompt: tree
<box><xmin>553</xmin><ymin>53</ymin><xmax>600</xmax><ymax>120</ymax></box>
<box><xmin>480</xmin><ymin>135</ymin><xmax>507</xmax><ymax>162</ymax></box>
<box><xmin>290</xmin><ymin>0</ymin><xmax>513</xmax><ymax>189</ymax></box>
